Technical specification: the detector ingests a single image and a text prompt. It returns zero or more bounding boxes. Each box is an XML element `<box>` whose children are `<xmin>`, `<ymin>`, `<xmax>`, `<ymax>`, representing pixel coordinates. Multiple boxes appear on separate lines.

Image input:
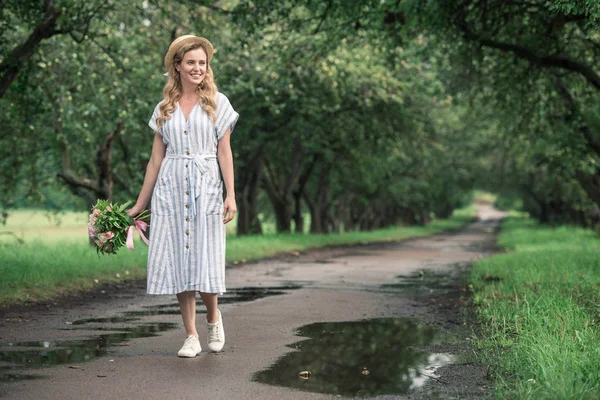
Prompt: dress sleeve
<box><xmin>148</xmin><ymin>102</ymin><xmax>162</xmax><ymax>135</ymax></box>
<box><xmin>215</xmin><ymin>93</ymin><xmax>239</xmax><ymax>141</ymax></box>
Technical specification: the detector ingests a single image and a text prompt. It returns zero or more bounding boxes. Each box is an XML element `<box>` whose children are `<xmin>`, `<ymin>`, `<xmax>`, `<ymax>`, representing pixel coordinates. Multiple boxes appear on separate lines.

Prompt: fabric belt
<box><xmin>165</xmin><ymin>153</ymin><xmax>218</xmax><ymax>219</ymax></box>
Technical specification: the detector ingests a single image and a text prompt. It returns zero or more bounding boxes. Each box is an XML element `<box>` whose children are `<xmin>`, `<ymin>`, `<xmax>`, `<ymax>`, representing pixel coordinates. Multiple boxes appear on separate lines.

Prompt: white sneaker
<box><xmin>177</xmin><ymin>335</ymin><xmax>201</xmax><ymax>357</ymax></box>
<box><xmin>207</xmin><ymin>309</ymin><xmax>225</xmax><ymax>352</ymax></box>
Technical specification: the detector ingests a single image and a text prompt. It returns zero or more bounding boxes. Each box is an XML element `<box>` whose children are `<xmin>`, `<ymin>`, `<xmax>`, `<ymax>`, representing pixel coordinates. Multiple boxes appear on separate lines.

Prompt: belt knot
<box><xmin>165</xmin><ymin>153</ymin><xmax>218</xmax><ymax>219</ymax></box>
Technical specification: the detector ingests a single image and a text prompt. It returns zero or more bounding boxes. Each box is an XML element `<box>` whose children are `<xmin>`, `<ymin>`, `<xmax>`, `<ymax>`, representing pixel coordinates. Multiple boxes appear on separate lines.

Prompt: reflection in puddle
<box><xmin>381</xmin><ymin>271</ymin><xmax>460</xmax><ymax>295</ymax></box>
<box><xmin>71</xmin><ymin>316</ymin><xmax>140</xmax><ymax>325</ymax></box>
<box><xmin>0</xmin><ymin>370</ymin><xmax>44</xmax><ymax>383</ymax></box>
<box><xmin>409</xmin><ymin>353</ymin><xmax>455</xmax><ymax>390</ymax></box>
<box><xmin>0</xmin><ymin>323</ymin><xmax>177</xmax><ymax>382</ymax></box>
<box><xmin>253</xmin><ymin>318</ymin><xmax>455</xmax><ymax>397</ymax></box>
<box><xmin>100</xmin><ymin>285</ymin><xmax>302</xmax><ymax>319</ymax></box>
<box><xmin>0</xmin><ymin>285</ymin><xmax>301</xmax><ymax>382</ymax></box>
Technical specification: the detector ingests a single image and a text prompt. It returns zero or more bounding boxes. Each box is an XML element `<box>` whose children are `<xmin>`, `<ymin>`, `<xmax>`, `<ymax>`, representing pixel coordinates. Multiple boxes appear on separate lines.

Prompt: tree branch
<box><xmin>0</xmin><ymin>0</ymin><xmax>61</xmax><ymax>97</ymax></box>
<box><xmin>475</xmin><ymin>37</ymin><xmax>600</xmax><ymax>91</ymax></box>
<box><xmin>262</xmin><ymin>158</ymin><xmax>284</xmax><ymax>202</ymax></box>
<box><xmin>554</xmin><ymin>77</ymin><xmax>600</xmax><ymax>157</ymax></box>
<box><xmin>313</xmin><ymin>0</ymin><xmax>333</xmax><ymax>34</ymax></box>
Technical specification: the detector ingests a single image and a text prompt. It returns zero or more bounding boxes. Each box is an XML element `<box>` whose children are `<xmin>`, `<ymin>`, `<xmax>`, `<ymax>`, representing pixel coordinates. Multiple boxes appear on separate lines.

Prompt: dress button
<box><xmin>185</xmin><ymin>204</ymin><xmax>189</xmax><ymax>208</ymax></box>
<box><xmin>185</xmin><ymin>217</ymin><xmax>190</xmax><ymax>222</ymax></box>
<box><xmin>186</xmin><ymin>150</ymin><xmax>190</xmax><ymax>155</ymax></box>
<box><xmin>185</xmin><ymin>230</ymin><xmax>189</xmax><ymax>235</ymax></box>
<box><xmin>185</xmin><ymin>164</ymin><xmax>188</xmax><ymax>168</ymax></box>
<box><xmin>186</xmin><ymin>244</ymin><xmax>190</xmax><ymax>249</ymax></box>
<box><xmin>185</xmin><ymin>190</ymin><xmax>190</xmax><ymax>195</ymax></box>
<box><xmin>184</xmin><ymin>130</ymin><xmax>188</xmax><ymax>135</ymax></box>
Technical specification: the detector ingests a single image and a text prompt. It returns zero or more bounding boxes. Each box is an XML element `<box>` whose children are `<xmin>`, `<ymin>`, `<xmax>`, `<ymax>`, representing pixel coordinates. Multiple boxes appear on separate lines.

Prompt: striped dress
<box><xmin>146</xmin><ymin>92</ymin><xmax>239</xmax><ymax>294</ymax></box>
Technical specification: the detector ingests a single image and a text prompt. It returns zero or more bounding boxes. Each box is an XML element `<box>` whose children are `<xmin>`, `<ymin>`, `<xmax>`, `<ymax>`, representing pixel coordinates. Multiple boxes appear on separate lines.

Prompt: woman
<box><xmin>127</xmin><ymin>35</ymin><xmax>239</xmax><ymax>358</ymax></box>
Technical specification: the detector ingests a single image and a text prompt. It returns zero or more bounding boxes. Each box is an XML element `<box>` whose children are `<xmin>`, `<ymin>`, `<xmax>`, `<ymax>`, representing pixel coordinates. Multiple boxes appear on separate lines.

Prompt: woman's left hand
<box><xmin>222</xmin><ymin>196</ymin><xmax>237</xmax><ymax>224</ymax></box>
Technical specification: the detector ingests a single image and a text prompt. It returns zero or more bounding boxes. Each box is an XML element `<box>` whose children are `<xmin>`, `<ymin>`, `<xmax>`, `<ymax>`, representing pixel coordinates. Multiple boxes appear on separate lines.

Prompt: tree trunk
<box><xmin>304</xmin><ymin>191</ymin><xmax>323</xmax><ymax>234</ymax></box>
<box><xmin>304</xmin><ymin>161</ymin><xmax>332</xmax><ymax>234</ymax></box>
<box><xmin>291</xmin><ymin>156</ymin><xmax>317</xmax><ymax>234</ymax></box>
<box><xmin>57</xmin><ymin>120</ymin><xmax>122</xmax><ymax>203</ymax></box>
<box><xmin>261</xmin><ymin>169</ymin><xmax>292</xmax><ymax>233</ymax></box>
<box><xmin>293</xmin><ymin>190</ymin><xmax>304</xmax><ymax>233</ymax></box>
<box><xmin>236</xmin><ymin>150</ymin><xmax>263</xmax><ymax>235</ymax></box>
<box><xmin>272</xmin><ymin>198</ymin><xmax>292</xmax><ymax>232</ymax></box>
<box><xmin>261</xmin><ymin>141</ymin><xmax>307</xmax><ymax>234</ymax></box>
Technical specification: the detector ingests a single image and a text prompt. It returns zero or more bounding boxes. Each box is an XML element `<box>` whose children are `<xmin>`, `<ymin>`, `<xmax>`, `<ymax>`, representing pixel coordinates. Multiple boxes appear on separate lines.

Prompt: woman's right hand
<box><xmin>126</xmin><ymin>205</ymin><xmax>144</xmax><ymax>218</ymax></box>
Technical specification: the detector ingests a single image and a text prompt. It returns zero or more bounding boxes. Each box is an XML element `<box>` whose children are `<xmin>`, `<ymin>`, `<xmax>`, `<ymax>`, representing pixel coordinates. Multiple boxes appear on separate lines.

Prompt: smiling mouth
<box><xmin>191</xmin><ymin>74</ymin><xmax>202</xmax><ymax>79</ymax></box>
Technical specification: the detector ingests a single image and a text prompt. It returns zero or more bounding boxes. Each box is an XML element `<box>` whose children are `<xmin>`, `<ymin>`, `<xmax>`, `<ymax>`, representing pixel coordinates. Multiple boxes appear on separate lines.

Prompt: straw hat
<box><xmin>163</xmin><ymin>35</ymin><xmax>214</xmax><ymax>76</ymax></box>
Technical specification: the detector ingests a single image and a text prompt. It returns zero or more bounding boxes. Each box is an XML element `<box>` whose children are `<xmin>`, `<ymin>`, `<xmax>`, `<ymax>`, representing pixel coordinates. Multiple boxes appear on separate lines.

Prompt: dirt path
<box><xmin>0</xmin><ymin>204</ymin><xmax>505</xmax><ymax>399</ymax></box>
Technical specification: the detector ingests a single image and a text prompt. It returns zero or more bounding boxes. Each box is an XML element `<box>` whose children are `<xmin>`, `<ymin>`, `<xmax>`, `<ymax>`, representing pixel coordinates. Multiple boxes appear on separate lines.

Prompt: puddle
<box><xmin>71</xmin><ymin>316</ymin><xmax>140</xmax><ymax>325</ymax></box>
<box><xmin>217</xmin><ymin>285</ymin><xmax>301</xmax><ymax>304</ymax></box>
<box><xmin>294</xmin><ymin>259</ymin><xmax>337</xmax><ymax>264</ymax></box>
<box><xmin>0</xmin><ymin>368</ymin><xmax>43</xmax><ymax>383</ymax></box>
<box><xmin>253</xmin><ymin>318</ymin><xmax>456</xmax><ymax>397</ymax></box>
<box><xmin>0</xmin><ymin>285</ymin><xmax>301</xmax><ymax>382</ymax></box>
<box><xmin>0</xmin><ymin>322</ymin><xmax>177</xmax><ymax>382</ymax></box>
<box><xmin>381</xmin><ymin>271</ymin><xmax>462</xmax><ymax>296</ymax></box>
<box><xmin>123</xmin><ymin>285</ymin><xmax>303</xmax><ymax>317</ymax></box>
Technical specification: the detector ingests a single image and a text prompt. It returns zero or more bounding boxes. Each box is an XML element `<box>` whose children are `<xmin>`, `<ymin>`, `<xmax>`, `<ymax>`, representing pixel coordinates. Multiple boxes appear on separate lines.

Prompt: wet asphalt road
<box><xmin>0</xmin><ymin>204</ymin><xmax>504</xmax><ymax>399</ymax></box>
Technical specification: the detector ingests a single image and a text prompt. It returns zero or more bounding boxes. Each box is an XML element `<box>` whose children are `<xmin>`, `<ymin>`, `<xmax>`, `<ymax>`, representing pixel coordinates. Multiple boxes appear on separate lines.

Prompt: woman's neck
<box><xmin>180</xmin><ymin>84</ymin><xmax>199</xmax><ymax>100</ymax></box>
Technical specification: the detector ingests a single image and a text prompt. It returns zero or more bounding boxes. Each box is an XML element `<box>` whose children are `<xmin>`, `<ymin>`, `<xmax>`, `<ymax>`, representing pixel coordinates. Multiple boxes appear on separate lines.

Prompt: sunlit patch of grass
<box><xmin>0</xmin><ymin>209</ymin><xmax>89</xmax><ymax>243</ymax></box>
<box><xmin>470</xmin><ymin>217</ymin><xmax>600</xmax><ymax>399</ymax></box>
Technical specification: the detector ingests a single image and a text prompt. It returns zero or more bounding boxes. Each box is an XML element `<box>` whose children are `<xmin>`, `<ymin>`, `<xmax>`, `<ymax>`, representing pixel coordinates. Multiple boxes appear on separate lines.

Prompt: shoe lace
<box><xmin>208</xmin><ymin>324</ymin><xmax>220</xmax><ymax>343</ymax></box>
<box><xmin>183</xmin><ymin>335</ymin><xmax>197</xmax><ymax>348</ymax></box>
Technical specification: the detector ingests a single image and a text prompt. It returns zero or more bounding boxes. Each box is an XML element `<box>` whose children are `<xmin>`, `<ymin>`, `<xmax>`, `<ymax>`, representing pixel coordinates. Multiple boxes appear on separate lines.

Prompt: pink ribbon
<box><xmin>126</xmin><ymin>220</ymin><xmax>150</xmax><ymax>250</ymax></box>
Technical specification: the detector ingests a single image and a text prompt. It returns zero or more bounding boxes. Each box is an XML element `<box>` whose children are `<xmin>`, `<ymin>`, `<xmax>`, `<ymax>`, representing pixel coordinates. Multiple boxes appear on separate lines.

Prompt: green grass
<box><xmin>0</xmin><ymin>209</ymin><xmax>90</xmax><ymax>243</ymax></box>
<box><xmin>0</xmin><ymin>209</ymin><xmax>310</xmax><ymax>243</ymax></box>
<box><xmin>470</xmin><ymin>217</ymin><xmax>600</xmax><ymax>399</ymax></box>
<box><xmin>0</xmin><ymin>206</ymin><xmax>475</xmax><ymax>305</ymax></box>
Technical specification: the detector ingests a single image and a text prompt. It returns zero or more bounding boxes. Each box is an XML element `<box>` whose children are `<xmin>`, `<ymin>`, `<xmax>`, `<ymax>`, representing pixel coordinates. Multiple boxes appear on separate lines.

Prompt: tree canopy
<box><xmin>1</xmin><ymin>0</ymin><xmax>598</xmax><ymax>231</ymax></box>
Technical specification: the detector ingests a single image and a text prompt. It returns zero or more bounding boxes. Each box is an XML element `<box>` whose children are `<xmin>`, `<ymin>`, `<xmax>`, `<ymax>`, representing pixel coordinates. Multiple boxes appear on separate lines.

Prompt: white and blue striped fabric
<box><xmin>146</xmin><ymin>92</ymin><xmax>239</xmax><ymax>295</ymax></box>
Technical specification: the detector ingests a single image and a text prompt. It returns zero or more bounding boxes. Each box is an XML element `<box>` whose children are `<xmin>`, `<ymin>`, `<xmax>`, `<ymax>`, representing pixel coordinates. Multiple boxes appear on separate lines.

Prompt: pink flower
<box><xmin>103</xmin><ymin>242</ymin><xmax>114</xmax><ymax>253</ymax></box>
<box><xmin>97</xmin><ymin>232</ymin><xmax>114</xmax><ymax>248</ymax></box>
<box><xmin>89</xmin><ymin>209</ymin><xmax>101</xmax><ymax>224</ymax></box>
<box><xmin>88</xmin><ymin>222</ymin><xmax>96</xmax><ymax>238</ymax></box>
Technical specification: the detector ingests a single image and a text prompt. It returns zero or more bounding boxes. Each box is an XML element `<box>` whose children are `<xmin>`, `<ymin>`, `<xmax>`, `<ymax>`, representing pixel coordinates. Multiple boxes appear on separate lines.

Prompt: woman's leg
<box><xmin>199</xmin><ymin>291</ymin><xmax>224</xmax><ymax>352</ymax></box>
<box><xmin>199</xmin><ymin>292</ymin><xmax>218</xmax><ymax>323</ymax></box>
<box><xmin>176</xmin><ymin>290</ymin><xmax>199</xmax><ymax>337</ymax></box>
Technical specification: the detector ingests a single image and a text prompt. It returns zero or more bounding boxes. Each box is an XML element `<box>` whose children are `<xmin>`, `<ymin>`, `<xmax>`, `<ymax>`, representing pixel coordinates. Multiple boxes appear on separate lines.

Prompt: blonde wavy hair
<box><xmin>156</xmin><ymin>42</ymin><xmax>217</xmax><ymax>131</ymax></box>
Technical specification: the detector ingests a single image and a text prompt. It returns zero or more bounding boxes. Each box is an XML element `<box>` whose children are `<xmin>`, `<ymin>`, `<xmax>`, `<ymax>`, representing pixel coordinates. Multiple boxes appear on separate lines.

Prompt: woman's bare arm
<box><xmin>217</xmin><ymin>128</ymin><xmax>236</xmax><ymax>224</ymax></box>
<box><xmin>127</xmin><ymin>133</ymin><xmax>167</xmax><ymax>217</ymax></box>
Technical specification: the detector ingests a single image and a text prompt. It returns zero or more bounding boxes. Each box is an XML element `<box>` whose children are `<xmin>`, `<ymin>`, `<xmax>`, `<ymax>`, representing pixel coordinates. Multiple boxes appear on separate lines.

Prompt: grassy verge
<box><xmin>470</xmin><ymin>217</ymin><xmax>600</xmax><ymax>399</ymax></box>
<box><xmin>0</xmin><ymin>207</ymin><xmax>475</xmax><ymax>305</ymax></box>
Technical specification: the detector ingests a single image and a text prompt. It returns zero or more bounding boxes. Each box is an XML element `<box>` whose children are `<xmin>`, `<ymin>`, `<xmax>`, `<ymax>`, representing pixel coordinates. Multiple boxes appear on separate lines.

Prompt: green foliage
<box><xmin>549</xmin><ymin>0</ymin><xmax>600</xmax><ymax>21</ymax></box>
<box><xmin>4</xmin><ymin>0</ymin><xmax>597</xmax><ymax>233</ymax></box>
<box><xmin>406</xmin><ymin>0</ymin><xmax>600</xmax><ymax>227</ymax></box>
<box><xmin>471</xmin><ymin>217</ymin><xmax>600</xmax><ymax>398</ymax></box>
<box><xmin>0</xmin><ymin>0</ymin><xmax>479</xmax><ymax>233</ymax></box>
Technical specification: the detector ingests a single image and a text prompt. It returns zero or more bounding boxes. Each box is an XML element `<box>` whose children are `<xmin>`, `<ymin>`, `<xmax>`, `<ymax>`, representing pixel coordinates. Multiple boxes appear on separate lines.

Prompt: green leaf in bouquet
<box><xmin>119</xmin><ymin>201</ymin><xmax>132</xmax><ymax>213</ymax></box>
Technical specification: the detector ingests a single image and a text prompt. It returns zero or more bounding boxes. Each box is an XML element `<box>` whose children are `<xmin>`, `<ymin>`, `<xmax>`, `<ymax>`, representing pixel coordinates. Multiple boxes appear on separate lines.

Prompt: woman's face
<box><xmin>176</xmin><ymin>47</ymin><xmax>208</xmax><ymax>87</ymax></box>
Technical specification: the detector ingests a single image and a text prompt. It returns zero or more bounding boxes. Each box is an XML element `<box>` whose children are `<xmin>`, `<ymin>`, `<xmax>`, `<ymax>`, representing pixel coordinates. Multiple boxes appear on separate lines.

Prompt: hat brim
<box><xmin>164</xmin><ymin>36</ymin><xmax>214</xmax><ymax>74</ymax></box>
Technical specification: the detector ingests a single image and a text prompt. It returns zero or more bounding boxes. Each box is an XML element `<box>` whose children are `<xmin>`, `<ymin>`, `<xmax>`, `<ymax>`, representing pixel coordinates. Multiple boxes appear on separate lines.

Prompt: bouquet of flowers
<box><xmin>88</xmin><ymin>200</ymin><xmax>150</xmax><ymax>255</ymax></box>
